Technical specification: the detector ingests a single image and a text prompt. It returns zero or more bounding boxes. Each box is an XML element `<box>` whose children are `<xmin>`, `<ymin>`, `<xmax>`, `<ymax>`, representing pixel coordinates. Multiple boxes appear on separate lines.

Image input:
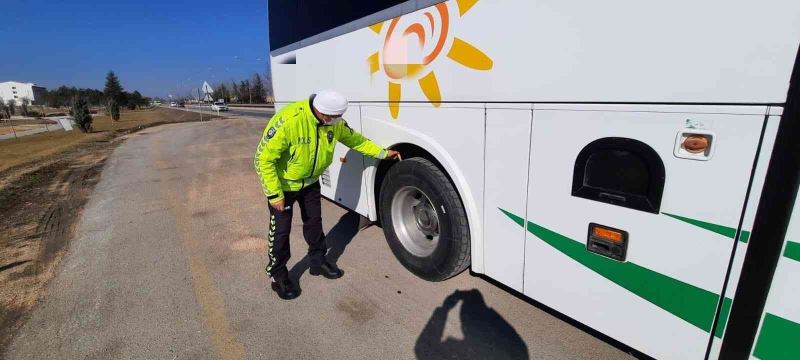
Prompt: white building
<box><xmin>0</xmin><ymin>81</ymin><xmax>47</xmax><ymax>105</ymax></box>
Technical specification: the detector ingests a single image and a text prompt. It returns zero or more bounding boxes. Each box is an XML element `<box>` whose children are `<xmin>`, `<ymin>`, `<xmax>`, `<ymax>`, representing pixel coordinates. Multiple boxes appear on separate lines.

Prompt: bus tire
<box><xmin>379</xmin><ymin>158</ymin><xmax>470</xmax><ymax>281</ymax></box>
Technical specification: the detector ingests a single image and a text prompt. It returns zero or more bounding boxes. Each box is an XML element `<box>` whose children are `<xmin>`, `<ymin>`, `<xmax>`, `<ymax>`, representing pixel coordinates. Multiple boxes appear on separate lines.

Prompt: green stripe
<box><xmin>714</xmin><ymin>298</ymin><xmax>733</xmax><ymax>338</ymax></box>
<box><xmin>740</xmin><ymin>231</ymin><xmax>751</xmax><ymax>243</ymax></box>
<box><xmin>663</xmin><ymin>213</ymin><xmax>749</xmax><ymax>243</ymax></box>
<box><xmin>501</xmin><ymin>209</ymin><xmax>729</xmax><ymax>335</ymax></box>
<box><xmin>753</xmin><ymin>313</ymin><xmax>800</xmax><ymax>359</ymax></box>
<box><xmin>784</xmin><ymin>241</ymin><xmax>800</xmax><ymax>262</ymax></box>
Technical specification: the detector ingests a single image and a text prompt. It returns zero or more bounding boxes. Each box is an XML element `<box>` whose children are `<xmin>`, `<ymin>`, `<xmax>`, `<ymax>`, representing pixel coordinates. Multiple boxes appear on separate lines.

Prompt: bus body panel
<box><xmin>747</xmin><ymin>196</ymin><xmax>800</xmax><ymax>359</ymax></box>
<box><xmin>483</xmin><ymin>105</ymin><xmax>533</xmax><ymax>291</ymax></box>
<box><xmin>706</xmin><ymin>114</ymin><xmax>781</xmax><ymax>358</ymax></box>
<box><xmin>271</xmin><ymin>1</ymin><xmax>800</xmax><ymax>105</ymax></box>
<box><xmin>319</xmin><ymin>114</ymin><xmax>373</xmax><ymax>216</ymax></box>
<box><xmin>357</xmin><ymin>103</ymin><xmax>488</xmax><ymax>272</ymax></box>
<box><xmin>520</xmin><ymin>105</ymin><xmax>766</xmax><ymax>358</ymax></box>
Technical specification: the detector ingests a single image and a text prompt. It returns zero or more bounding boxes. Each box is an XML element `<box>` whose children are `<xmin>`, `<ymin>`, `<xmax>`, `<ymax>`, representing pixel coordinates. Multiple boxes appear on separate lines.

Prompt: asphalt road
<box><xmin>4</xmin><ymin>114</ymin><xmax>634</xmax><ymax>360</ymax></box>
<box><xmin>181</xmin><ymin>104</ymin><xmax>272</xmax><ymax>119</ymax></box>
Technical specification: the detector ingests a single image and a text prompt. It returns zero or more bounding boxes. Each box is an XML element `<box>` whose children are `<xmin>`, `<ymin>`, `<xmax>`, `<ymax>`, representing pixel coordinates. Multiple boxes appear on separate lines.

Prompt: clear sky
<box><xmin>0</xmin><ymin>0</ymin><xmax>269</xmax><ymax>99</ymax></box>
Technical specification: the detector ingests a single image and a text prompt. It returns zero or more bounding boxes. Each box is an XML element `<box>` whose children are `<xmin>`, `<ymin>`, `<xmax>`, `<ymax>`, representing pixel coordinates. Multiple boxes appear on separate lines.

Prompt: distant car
<box><xmin>178</xmin><ymin>101</ymin><xmax>185</xmax><ymax>108</ymax></box>
<box><xmin>211</xmin><ymin>101</ymin><xmax>228</xmax><ymax>111</ymax></box>
<box><xmin>169</xmin><ymin>101</ymin><xmax>177</xmax><ymax>107</ymax></box>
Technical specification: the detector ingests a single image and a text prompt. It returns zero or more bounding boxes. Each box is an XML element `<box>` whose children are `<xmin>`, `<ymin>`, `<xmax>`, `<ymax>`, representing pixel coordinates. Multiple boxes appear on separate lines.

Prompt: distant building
<box><xmin>0</xmin><ymin>81</ymin><xmax>47</xmax><ymax>105</ymax></box>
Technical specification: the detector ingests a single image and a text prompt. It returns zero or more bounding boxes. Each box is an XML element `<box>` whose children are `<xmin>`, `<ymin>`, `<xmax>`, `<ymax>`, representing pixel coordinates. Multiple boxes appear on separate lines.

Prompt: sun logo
<box><xmin>367</xmin><ymin>0</ymin><xmax>493</xmax><ymax>119</ymax></box>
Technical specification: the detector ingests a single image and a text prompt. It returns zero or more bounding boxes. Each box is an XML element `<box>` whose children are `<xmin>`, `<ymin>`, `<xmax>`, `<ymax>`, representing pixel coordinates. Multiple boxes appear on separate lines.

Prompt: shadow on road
<box><xmin>415</xmin><ymin>289</ymin><xmax>529</xmax><ymax>360</ymax></box>
<box><xmin>289</xmin><ymin>211</ymin><xmax>361</xmax><ymax>284</ymax></box>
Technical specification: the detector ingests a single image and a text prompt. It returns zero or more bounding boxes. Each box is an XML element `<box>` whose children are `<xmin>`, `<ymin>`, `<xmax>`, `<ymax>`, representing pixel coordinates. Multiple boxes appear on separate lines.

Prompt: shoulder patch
<box><xmin>327</xmin><ymin>130</ymin><xmax>334</xmax><ymax>142</ymax></box>
<box><xmin>266</xmin><ymin>127</ymin><xmax>277</xmax><ymax>140</ymax></box>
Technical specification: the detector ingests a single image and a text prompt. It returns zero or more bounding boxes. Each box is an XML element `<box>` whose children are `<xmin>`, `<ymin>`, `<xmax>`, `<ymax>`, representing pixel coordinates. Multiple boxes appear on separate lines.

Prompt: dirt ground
<box><xmin>0</xmin><ymin>108</ymin><xmax>217</xmax><ymax>353</ymax></box>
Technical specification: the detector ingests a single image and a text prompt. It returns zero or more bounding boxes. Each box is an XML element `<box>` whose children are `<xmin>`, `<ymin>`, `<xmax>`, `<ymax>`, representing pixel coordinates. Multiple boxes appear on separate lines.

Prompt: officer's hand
<box><xmin>386</xmin><ymin>150</ymin><xmax>401</xmax><ymax>160</ymax></box>
<box><xmin>271</xmin><ymin>199</ymin><xmax>285</xmax><ymax>212</ymax></box>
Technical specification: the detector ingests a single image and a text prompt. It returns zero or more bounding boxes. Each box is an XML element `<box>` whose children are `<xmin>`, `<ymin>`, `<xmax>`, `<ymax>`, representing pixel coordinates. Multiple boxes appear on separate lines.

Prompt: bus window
<box><xmin>572</xmin><ymin>137</ymin><xmax>665</xmax><ymax>214</ymax></box>
<box><xmin>269</xmin><ymin>0</ymin><xmax>421</xmax><ymax>52</ymax></box>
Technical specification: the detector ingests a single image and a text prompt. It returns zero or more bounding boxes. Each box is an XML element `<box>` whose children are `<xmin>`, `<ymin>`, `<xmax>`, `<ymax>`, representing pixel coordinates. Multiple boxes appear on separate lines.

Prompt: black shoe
<box><xmin>310</xmin><ymin>262</ymin><xmax>344</xmax><ymax>279</ymax></box>
<box><xmin>270</xmin><ymin>278</ymin><xmax>300</xmax><ymax>300</ymax></box>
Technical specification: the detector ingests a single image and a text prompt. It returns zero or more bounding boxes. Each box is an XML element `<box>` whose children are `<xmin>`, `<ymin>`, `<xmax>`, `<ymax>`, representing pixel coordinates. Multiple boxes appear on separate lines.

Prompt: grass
<box><xmin>0</xmin><ymin>107</ymin><xmax>212</xmax><ymax>174</ymax></box>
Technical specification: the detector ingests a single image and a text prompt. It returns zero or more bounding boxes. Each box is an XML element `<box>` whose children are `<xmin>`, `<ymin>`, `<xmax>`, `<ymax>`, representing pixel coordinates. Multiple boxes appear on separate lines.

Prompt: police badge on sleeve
<box><xmin>266</xmin><ymin>127</ymin><xmax>277</xmax><ymax>140</ymax></box>
<box><xmin>327</xmin><ymin>131</ymin><xmax>334</xmax><ymax>142</ymax></box>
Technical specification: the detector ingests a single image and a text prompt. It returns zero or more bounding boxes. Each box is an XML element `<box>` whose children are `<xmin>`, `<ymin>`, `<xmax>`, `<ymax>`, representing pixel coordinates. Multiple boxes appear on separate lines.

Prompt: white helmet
<box><xmin>313</xmin><ymin>90</ymin><xmax>348</xmax><ymax>116</ymax></box>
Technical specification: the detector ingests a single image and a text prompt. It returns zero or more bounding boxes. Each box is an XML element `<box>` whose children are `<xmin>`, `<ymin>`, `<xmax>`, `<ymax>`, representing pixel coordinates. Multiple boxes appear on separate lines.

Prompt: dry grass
<box><xmin>0</xmin><ymin>108</ymin><xmax>212</xmax><ymax>174</ymax></box>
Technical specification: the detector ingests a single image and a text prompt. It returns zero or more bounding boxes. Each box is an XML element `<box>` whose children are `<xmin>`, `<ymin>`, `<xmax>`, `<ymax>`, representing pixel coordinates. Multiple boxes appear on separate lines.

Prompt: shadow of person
<box><xmin>415</xmin><ymin>289</ymin><xmax>529</xmax><ymax>360</ymax></box>
<box><xmin>288</xmin><ymin>210</ymin><xmax>362</xmax><ymax>284</ymax></box>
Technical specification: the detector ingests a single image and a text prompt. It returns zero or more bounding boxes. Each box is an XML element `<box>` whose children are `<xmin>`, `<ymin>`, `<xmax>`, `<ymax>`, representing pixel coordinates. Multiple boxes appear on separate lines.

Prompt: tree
<box><xmin>104</xmin><ymin>71</ymin><xmax>124</xmax><ymax>105</ymax></box>
<box><xmin>215</xmin><ymin>83</ymin><xmax>230</xmax><ymax>103</ymax></box>
<box><xmin>263</xmin><ymin>72</ymin><xmax>274</xmax><ymax>98</ymax></box>
<box><xmin>239</xmin><ymin>80</ymin><xmax>251</xmax><ymax>104</ymax></box>
<box><xmin>44</xmin><ymin>86</ymin><xmax>105</xmax><ymax>108</ymax></box>
<box><xmin>251</xmin><ymin>73</ymin><xmax>266</xmax><ymax>103</ymax></box>
<box><xmin>20</xmin><ymin>98</ymin><xmax>30</xmax><ymax>116</ymax></box>
<box><xmin>70</xmin><ymin>96</ymin><xmax>93</xmax><ymax>132</ymax></box>
<box><xmin>230</xmin><ymin>80</ymin><xmax>240</xmax><ymax>103</ymax></box>
<box><xmin>122</xmin><ymin>91</ymin><xmax>146</xmax><ymax>110</ymax></box>
<box><xmin>107</xmin><ymin>100</ymin><xmax>121</xmax><ymax>121</ymax></box>
<box><xmin>104</xmin><ymin>71</ymin><xmax>124</xmax><ymax>121</ymax></box>
<box><xmin>130</xmin><ymin>91</ymin><xmax>147</xmax><ymax>109</ymax></box>
<box><xmin>7</xmin><ymin>99</ymin><xmax>16</xmax><ymax>116</ymax></box>
<box><xmin>0</xmin><ymin>97</ymin><xmax>7</xmax><ymax>119</ymax></box>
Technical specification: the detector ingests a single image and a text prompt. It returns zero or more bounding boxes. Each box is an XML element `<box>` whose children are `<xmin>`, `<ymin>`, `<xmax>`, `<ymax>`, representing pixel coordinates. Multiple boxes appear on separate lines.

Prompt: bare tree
<box><xmin>7</xmin><ymin>99</ymin><xmax>16</xmax><ymax>116</ymax></box>
<box><xmin>20</xmin><ymin>97</ymin><xmax>30</xmax><ymax>117</ymax></box>
<box><xmin>0</xmin><ymin>97</ymin><xmax>7</xmax><ymax>119</ymax></box>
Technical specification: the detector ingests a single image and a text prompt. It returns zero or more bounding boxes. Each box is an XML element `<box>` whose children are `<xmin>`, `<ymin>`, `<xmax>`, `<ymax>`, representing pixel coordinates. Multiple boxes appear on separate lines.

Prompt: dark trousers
<box><xmin>266</xmin><ymin>182</ymin><xmax>326</xmax><ymax>281</ymax></box>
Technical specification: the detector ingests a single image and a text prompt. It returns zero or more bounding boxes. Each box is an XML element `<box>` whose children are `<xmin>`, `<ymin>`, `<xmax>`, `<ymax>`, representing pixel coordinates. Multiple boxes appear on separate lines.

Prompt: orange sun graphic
<box><xmin>367</xmin><ymin>0</ymin><xmax>493</xmax><ymax>119</ymax></box>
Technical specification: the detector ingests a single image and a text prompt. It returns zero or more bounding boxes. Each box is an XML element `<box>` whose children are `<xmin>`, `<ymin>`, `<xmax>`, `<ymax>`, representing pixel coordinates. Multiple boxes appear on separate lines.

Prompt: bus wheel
<box><xmin>379</xmin><ymin>158</ymin><xmax>470</xmax><ymax>281</ymax></box>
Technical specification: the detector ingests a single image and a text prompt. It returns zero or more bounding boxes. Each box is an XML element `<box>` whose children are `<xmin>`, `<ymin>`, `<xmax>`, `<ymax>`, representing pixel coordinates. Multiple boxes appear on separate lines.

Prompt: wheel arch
<box><xmin>364</xmin><ymin>125</ymin><xmax>485</xmax><ymax>274</ymax></box>
<box><xmin>374</xmin><ymin>143</ymin><xmax>455</xmax><ymax>219</ymax></box>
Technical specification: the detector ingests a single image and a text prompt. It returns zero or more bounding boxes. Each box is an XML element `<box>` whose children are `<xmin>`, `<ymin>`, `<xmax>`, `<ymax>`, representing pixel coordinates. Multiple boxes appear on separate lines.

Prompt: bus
<box><xmin>267</xmin><ymin>1</ymin><xmax>800</xmax><ymax>358</ymax></box>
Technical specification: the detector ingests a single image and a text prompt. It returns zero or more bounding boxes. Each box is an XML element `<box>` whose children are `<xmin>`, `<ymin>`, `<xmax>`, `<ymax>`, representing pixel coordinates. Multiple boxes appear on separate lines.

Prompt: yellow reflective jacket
<box><xmin>254</xmin><ymin>97</ymin><xmax>387</xmax><ymax>204</ymax></box>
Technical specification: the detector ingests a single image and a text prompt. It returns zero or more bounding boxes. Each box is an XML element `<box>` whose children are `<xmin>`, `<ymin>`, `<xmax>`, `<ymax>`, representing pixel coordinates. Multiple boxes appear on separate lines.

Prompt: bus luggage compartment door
<box><xmin>519</xmin><ymin>104</ymin><xmax>767</xmax><ymax>359</ymax></box>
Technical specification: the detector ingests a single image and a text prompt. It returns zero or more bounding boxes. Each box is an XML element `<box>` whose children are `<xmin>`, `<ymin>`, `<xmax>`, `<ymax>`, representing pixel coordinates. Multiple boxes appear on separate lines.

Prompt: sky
<box><xmin>0</xmin><ymin>0</ymin><xmax>270</xmax><ymax>99</ymax></box>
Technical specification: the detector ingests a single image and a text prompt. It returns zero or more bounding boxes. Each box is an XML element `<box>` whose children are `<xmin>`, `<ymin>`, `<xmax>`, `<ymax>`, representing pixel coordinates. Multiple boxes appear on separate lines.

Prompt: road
<box><xmin>181</xmin><ymin>104</ymin><xmax>272</xmax><ymax>119</ymax></box>
<box><xmin>3</xmin><ymin>114</ymin><xmax>634</xmax><ymax>359</ymax></box>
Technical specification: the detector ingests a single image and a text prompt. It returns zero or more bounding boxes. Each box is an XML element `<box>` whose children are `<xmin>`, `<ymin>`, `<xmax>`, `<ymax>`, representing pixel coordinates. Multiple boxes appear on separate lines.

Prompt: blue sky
<box><xmin>0</xmin><ymin>0</ymin><xmax>269</xmax><ymax>98</ymax></box>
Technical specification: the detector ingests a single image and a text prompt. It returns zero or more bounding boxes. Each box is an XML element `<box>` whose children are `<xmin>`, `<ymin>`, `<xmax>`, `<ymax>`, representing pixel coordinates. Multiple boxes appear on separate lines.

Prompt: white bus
<box><xmin>267</xmin><ymin>1</ymin><xmax>800</xmax><ymax>358</ymax></box>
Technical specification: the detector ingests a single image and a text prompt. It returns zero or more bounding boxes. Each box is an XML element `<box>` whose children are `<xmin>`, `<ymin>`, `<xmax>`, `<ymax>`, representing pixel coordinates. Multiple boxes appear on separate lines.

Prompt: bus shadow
<box><xmin>288</xmin><ymin>210</ymin><xmax>361</xmax><ymax>283</ymax></box>
<box><xmin>414</xmin><ymin>289</ymin><xmax>529</xmax><ymax>360</ymax></box>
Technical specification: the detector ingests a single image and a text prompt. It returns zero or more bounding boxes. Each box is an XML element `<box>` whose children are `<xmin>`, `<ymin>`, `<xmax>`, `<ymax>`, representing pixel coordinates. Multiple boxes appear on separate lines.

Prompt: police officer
<box><xmin>254</xmin><ymin>90</ymin><xmax>400</xmax><ymax>300</ymax></box>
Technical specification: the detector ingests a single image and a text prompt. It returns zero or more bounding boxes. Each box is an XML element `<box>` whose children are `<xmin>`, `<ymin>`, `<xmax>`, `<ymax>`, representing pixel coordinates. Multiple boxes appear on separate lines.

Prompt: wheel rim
<box><xmin>391</xmin><ymin>186</ymin><xmax>440</xmax><ymax>257</ymax></box>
